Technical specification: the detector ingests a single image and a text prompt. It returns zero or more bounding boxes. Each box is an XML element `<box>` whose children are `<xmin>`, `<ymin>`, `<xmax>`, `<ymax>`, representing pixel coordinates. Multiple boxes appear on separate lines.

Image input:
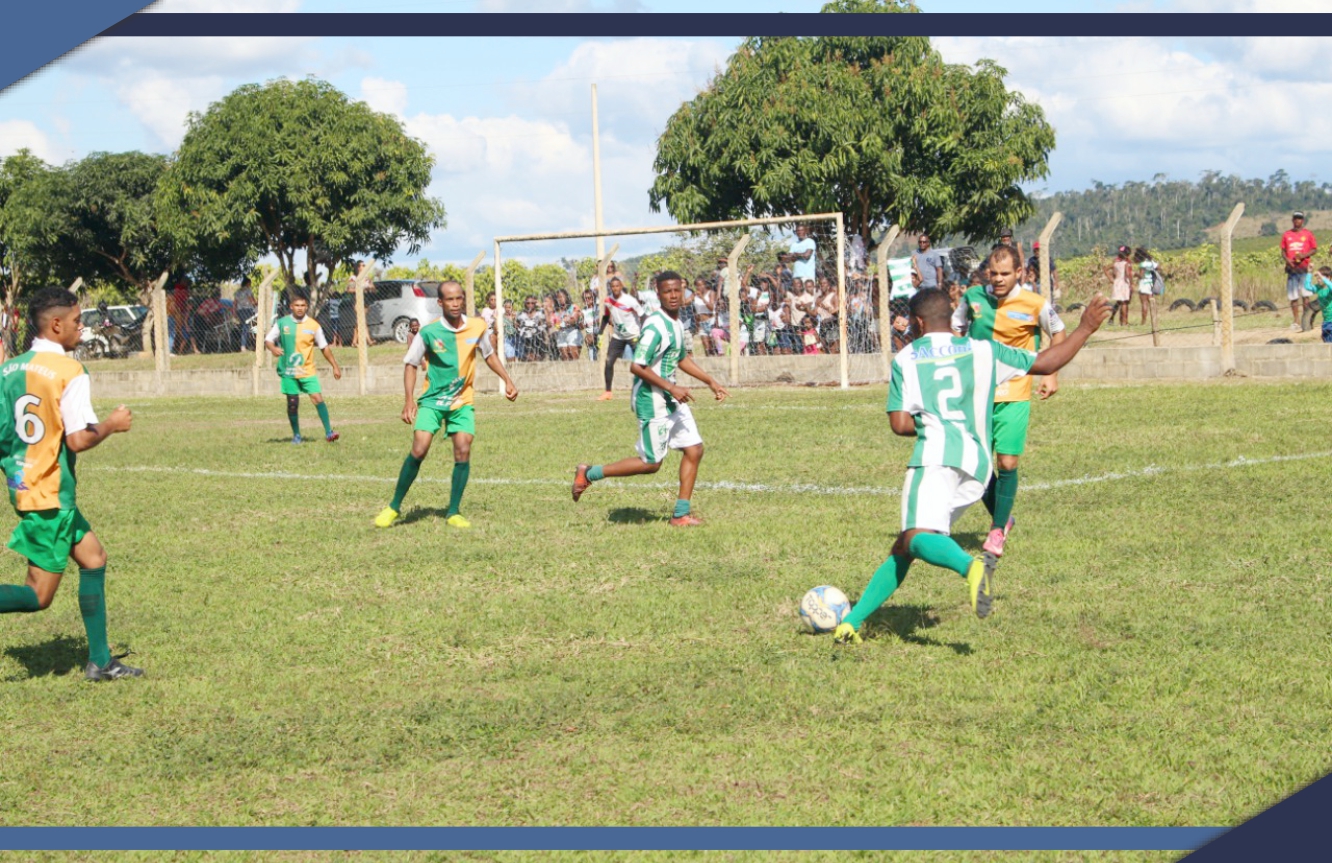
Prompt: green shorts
<box><xmin>280</xmin><ymin>376</ymin><xmax>322</xmax><ymax>396</ymax></box>
<box><xmin>9</xmin><ymin>508</ymin><xmax>91</xmax><ymax>574</ymax></box>
<box><xmin>992</xmin><ymin>400</ymin><xmax>1031</xmax><ymax>457</ymax></box>
<box><xmin>414</xmin><ymin>404</ymin><xmax>475</xmax><ymax>437</ymax></box>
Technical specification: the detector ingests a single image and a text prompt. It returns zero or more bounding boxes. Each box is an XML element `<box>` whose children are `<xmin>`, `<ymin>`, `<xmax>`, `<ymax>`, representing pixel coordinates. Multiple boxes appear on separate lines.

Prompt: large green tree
<box><xmin>157</xmin><ymin>77</ymin><xmax>446</xmax><ymax>289</ymax></box>
<box><xmin>0</xmin><ymin>149</ymin><xmax>50</xmax><ymax>303</ymax></box>
<box><xmin>649</xmin><ymin>1</ymin><xmax>1055</xmax><ymax>244</ymax></box>
<box><xmin>8</xmin><ymin>151</ymin><xmax>177</xmax><ymax>299</ymax></box>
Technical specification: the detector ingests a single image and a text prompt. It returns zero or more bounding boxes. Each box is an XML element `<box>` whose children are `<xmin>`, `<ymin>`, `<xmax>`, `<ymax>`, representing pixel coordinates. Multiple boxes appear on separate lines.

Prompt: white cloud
<box><xmin>0</xmin><ymin>121</ymin><xmax>58</xmax><ymax>163</ymax></box>
<box><xmin>67</xmin><ymin>37</ymin><xmax>316</xmax><ymax>79</ymax></box>
<box><xmin>112</xmin><ymin>73</ymin><xmax>231</xmax><ymax>148</ymax></box>
<box><xmin>360</xmin><ymin>77</ymin><xmax>409</xmax><ymax>118</ymax></box>
<box><xmin>144</xmin><ymin>0</ymin><xmax>303</xmax><ymax>11</ymax></box>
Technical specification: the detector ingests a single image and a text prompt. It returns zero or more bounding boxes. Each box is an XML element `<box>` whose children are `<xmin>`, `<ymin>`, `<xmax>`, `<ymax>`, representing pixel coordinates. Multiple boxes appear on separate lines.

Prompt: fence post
<box><xmin>1212</xmin><ymin>299</ymin><xmax>1221</xmax><ymax>346</ymax></box>
<box><xmin>355</xmin><ymin>260</ymin><xmax>377</xmax><ymax>396</ymax></box>
<box><xmin>875</xmin><ymin>225</ymin><xmax>901</xmax><ymax>378</ymax></box>
<box><xmin>1038</xmin><ymin>211</ymin><xmax>1063</xmax><ymax>303</ymax></box>
<box><xmin>464</xmin><ymin>251</ymin><xmax>485</xmax><ymax>318</ymax></box>
<box><xmin>726</xmin><ymin>234</ymin><xmax>751</xmax><ymax>388</ymax></box>
<box><xmin>251</xmin><ymin>270</ymin><xmax>279</xmax><ymax>396</ymax></box>
<box><xmin>150</xmin><ymin>271</ymin><xmax>169</xmax><ymax>375</ymax></box>
<box><xmin>1220</xmin><ymin>202</ymin><xmax>1244</xmax><ymax>374</ymax></box>
<box><xmin>836</xmin><ymin>213</ymin><xmax>849</xmax><ymax>390</ymax></box>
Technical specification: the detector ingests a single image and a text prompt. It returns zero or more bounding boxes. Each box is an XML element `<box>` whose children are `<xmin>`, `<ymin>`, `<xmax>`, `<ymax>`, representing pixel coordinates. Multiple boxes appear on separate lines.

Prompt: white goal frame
<box><xmin>492</xmin><ymin>212</ymin><xmax>849</xmax><ymax>389</ymax></box>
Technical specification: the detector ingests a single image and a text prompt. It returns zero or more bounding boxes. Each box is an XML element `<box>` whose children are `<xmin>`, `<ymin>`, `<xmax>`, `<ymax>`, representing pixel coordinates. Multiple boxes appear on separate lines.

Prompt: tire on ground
<box><xmin>1254</xmin><ymin>300</ymin><xmax>1278</xmax><ymax>312</ymax></box>
<box><xmin>1169</xmin><ymin>299</ymin><xmax>1197</xmax><ymax>312</ymax></box>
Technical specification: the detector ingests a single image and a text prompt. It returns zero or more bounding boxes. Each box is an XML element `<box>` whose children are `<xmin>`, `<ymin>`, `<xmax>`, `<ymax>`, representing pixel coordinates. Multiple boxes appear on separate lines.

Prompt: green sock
<box><xmin>587</xmin><ymin>465</ymin><xmax>605</xmax><ymax>482</ymax></box>
<box><xmin>447</xmin><ymin>461</ymin><xmax>471</xmax><ymax>517</ymax></box>
<box><xmin>844</xmin><ymin>554</ymin><xmax>911</xmax><ymax>629</ymax></box>
<box><xmin>78</xmin><ymin>568</ymin><xmax>110</xmax><ymax>668</ymax></box>
<box><xmin>908</xmin><ymin>533</ymin><xmax>974</xmax><ymax>577</ymax></box>
<box><xmin>992</xmin><ymin>468</ymin><xmax>1018</xmax><ymax>529</ymax></box>
<box><xmin>391</xmin><ymin>454</ymin><xmax>422</xmax><ymax>511</ymax></box>
<box><xmin>673</xmin><ymin>499</ymin><xmax>691</xmax><ymax>518</ymax></box>
<box><xmin>315</xmin><ymin>402</ymin><xmax>333</xmax><ymax>436</ymax></box>
<box><xmin>287</xmin><ymin>410</ymin><xmax>301</xmax><ymax>438</ymax></box>
<box><xmin>981</xmin><ymin>474</ymin><xmax>997</xmax><ymax>519</ymax></box>
<box><xmin>0</xmin><ymin>584</ymin><xmax>39</xmax><ymax>613</ymax></box>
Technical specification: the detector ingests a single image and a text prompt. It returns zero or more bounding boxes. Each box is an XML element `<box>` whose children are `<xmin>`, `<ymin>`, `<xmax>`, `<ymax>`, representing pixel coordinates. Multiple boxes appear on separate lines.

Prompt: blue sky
<box><xmin>2</xmin><ymin>0</ymin><xmax>1330</xmax><ymax>269</ymax></box>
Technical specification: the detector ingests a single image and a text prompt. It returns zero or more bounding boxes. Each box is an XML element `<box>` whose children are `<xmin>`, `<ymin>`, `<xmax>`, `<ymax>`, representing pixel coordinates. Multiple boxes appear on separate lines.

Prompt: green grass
<box><xmin>0</xmin><ymin>381</ymin><xmax>1328</xmax><ymax>857</ymax></box>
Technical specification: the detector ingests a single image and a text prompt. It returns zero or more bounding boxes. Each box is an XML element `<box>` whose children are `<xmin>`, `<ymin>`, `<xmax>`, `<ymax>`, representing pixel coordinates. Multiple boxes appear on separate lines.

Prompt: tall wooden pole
<box><xmin>1220</xmin><ymin>203</ymin><xmax>1244</xmax><ymax>374</ymax></box>
<box><xmin>493</xmin><ymin>239</ymin><xmax>505</xmax><ymax>393</ymax></box>
<box><xmin>1038</xmin><ymin>211</ymin><xmax>1063</xmax><ymax>302</ymax></box>
<box><xmin>251</xmin><ymin>270</ymin><xmax>279</xmax><ymax>396</ymax></box>
<box><xmin>591</xmin><ymin>84</ymin><xmax>605</xmax><ymax>265</ymax></box>
<box><xmin>875</xmin><ymin>225</ymin><xmax>901</xmax><ymax>377</ymax></box>
<box><xmin>150</xmin><ymin>271</ymin><xmax>170</xmax><ymax>374</ymax></box>
<box><xmin>354</xmin><ymin>260</ymin><xmax>376</xmax><ymax>396</ymax></box>
<box><xmin>464</xmin><ymin>251</ymin><xmax>485</xmax><ymax>318</ymax></box>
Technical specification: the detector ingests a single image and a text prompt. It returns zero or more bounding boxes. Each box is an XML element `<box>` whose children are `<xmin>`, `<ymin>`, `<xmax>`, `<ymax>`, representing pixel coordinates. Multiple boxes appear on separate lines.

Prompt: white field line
<box><xmin>91</xmin><ymin>450</ymin><xmax>1332</xmax><ymax>498</ymax></box>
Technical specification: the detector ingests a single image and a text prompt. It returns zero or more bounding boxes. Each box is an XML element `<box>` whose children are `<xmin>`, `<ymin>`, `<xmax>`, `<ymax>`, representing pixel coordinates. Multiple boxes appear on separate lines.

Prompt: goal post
<box><xmin>492</xmin><ymin>212</ymin><xmax>850</xmax><ymax>390</ymax></box>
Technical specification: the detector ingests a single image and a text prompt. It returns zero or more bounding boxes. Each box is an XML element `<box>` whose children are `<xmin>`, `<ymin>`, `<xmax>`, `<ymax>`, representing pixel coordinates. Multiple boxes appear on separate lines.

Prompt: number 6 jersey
<box><xmin>888</xmin><ymin>333</ymin><xmax>1035</xmax><ymax>483</ymax></box>
<box><xmin>0</xmin><ymin>337</ymin><xmax>99</xmax><ymax>511</ymax></box>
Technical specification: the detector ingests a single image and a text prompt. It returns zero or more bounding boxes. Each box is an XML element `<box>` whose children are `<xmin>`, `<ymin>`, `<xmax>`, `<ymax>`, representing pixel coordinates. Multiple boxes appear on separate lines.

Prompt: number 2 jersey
<box><xmin>888</xmin><ymin>333</ymin><xmax>1036</xmax><ymax>483</ymax></box>
<box><xmin>266</xmin><ymin>314</ymin><xmax>328</xmax><ymax>379</ymax></box>
<box><xmin>0</xmin><ymin>338</ymin><xmax>99</xmax><ymax>512</ymax></box>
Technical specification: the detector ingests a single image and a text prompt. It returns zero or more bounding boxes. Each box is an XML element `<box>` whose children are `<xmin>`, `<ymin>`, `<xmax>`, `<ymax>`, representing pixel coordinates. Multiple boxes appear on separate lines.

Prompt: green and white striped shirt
<box><xmin>888</xmin><ymin>333</ymin><xmax>1036</xmax><ymax>482</ymax></box>
<box><xmin>631</xmin><ymin>311</ymin><xmax>688</xmax><ymax>421</ymax></box>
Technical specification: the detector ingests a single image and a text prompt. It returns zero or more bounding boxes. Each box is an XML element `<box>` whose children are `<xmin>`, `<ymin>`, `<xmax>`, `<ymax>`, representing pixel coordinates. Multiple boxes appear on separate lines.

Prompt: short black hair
<box><xmin>289</xmin><ymin>288</ymin><xmax>311</xmax><ymax>303</ymax></box>
<box><xmin>29</xmin><ymin>287</ymin><xmax>78</xmax><ymax>330</ymax></box>
<box><xmin>437</xmin><ymin>280</ymin><xmax>463</xmax><ymax>299</ymax></box>
<box><xmin>988</xmin><ymin>244</ymin><xmax>1023</xmax><ymax>272</ymax></box>
<box><xmin>656</xmin><ymin>270</ymin><xmax>684</xmax><ymax>286</ymax></box>
<box><xmin>908</xmin><ymin>287</ymin><xmax>952</xmax><ymax>323</ymax></box>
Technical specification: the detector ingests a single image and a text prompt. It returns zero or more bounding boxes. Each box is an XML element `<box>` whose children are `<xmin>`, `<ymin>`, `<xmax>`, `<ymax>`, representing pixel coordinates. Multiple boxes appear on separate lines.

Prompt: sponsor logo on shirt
<box><xmin>465</xmin><ymin>337</ymin><xmax>478</xmax><ymax>345</ymax></box>
<box><xmin>6</xmin><ymin>474</ymin><xmax>27</xmax><ymax>492</ymax></box>
<box><xmin>1006</xmin><ymin>311</ymin><xmax>1034</xmax><ymax>322</ymax></box>
<box><xmin>433</xmin><ymin>339</ymin><xmax>445</xmax><ymax>351</ymax></box>
<box><xmin>914</xmin><ymin>343</ymin><xmax>971</xmax><ymax>360</ymax></box>
<box><xmin>970</xmin><ymin>302</ymin><xmax>983</xmax><ymax>316</ymax></box>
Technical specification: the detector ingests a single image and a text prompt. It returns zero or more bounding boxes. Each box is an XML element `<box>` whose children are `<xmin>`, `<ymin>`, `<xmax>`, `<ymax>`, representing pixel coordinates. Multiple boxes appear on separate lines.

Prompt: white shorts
<box><xmin>1138</xmin><ymin>284</ymin><xmax>1154</xmax><ymax>295</ymax></box>
<box><xmin>557</xmin><ymin>329</ymin><xmax>581</xmax><ymax>348</ymax></box>
<box><xmin>635</xmin><ymin>404</ymin><xmax>703</xmax><ymax>465</ymax></box>
<box><xmin>1288</xmin><ymin>273</ymin><xmax>1313</xmax><ymax>301</ymax></box>
<box><xmin>901</xmin><ymin>465</ymin><xmax>986</xmax><ymax>534</ymax></box>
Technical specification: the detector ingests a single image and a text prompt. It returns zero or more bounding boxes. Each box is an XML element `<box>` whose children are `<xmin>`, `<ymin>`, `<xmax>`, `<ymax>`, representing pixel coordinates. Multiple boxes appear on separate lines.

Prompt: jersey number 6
<box><xmin>14</xmin><ymin>394</ymin><xmax>45</xmax><ymax>445</ymax></box>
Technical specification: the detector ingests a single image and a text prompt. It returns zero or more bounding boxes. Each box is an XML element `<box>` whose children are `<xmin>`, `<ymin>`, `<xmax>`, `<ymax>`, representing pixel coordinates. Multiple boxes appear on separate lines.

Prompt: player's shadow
<box><xmin>951</xmin><ymin>531</ymin><xmax>988</xmax><ymax>553</ymax></box>
<box><xmin>860</xmin><ymin>603</ymin><xmax>973</xmax><ymax>655</ymax></box>
<box><xmin>606</xmin><ymin>507</ymin><xmax>667</xmax><ymax>525</ymax></box>
<box><xmin>398</xmin><ymin>507</ymin><xmax>452</xmax><ymax>526</ymax></box>
<box><xmin>3</xmin><ymin>634</ymin><xmax>86</xmax><ymax>679</ymax></box>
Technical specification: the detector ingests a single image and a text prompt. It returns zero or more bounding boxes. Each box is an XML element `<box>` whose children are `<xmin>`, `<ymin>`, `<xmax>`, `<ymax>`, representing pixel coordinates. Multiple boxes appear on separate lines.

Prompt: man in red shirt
<box><xmin>1281</xmin><ymin>211</ymin><xmax>1316</xmax><ymax>331</ymax></box>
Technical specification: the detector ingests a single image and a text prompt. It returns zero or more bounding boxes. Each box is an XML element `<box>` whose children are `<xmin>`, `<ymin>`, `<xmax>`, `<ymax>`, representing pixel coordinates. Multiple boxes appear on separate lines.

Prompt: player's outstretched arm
<box><xmin>1029</xmin><ymin>295</ymin><xmax>1110</xmax><ymax>377</ymax></box>
<box><xmin>484</xmin><ymin>353</ymin><xmax>519</xmax><ymax>401</ymax></box>
<box><xmin>679</xmin><ymin>356</ymin><xmax>728</xmax><ymax>402</ymax></box>
<box><xmin>67</xmin><ymin>406</ymin><xmax>132</xmax><ymax>453</ymax></box>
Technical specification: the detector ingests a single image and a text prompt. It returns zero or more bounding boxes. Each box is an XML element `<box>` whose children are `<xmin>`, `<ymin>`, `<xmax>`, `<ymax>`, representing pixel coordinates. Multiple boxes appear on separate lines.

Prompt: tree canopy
<box><xmin>8</xmin><ymin>151</ymin><xmax>176</xmax><ymax>297</ymax></box>
<box><xmin>649</xmin><ymin>4</ymin><xmax>1055</xmax><ymax>244</ymax></box>
<box><xmin>157</xmin><ymin>77</ymin><xmax>446</xmax><ymax>288</ymax></box>
<box><xmin>0</xmin><ymin>149</ymin><xmax>49</xmax><ymax>301</ymax></box>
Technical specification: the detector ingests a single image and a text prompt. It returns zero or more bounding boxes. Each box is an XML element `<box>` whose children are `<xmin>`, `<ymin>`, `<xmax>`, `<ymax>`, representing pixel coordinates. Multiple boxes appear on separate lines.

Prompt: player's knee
<box><xmin>286</xmin><ymin>395</ymin><xmax>299</xmax><ymax>416</ymax></box>
<box><xmin>310</xmin><ymin>393</ymin><xmax>324</xmax><ymax>405</ymax></box>
<box><xmin>454</xmin><ymin>445</ymin><xmax>471</xmax><ymax>462</ymax></box>
<box><xmin>642</xmin><ymin>459</ymin><xmax>663</xmax><ymax>474</ymax></box>
<box><xmin>996</xmin><ymin>454</ymin><xmax>1019</xmax><ymax>471</ymax></box>
<box><xmin>84</xmin><ymin>548</ymin><xmax>108</xmax><ymax>570</ymax></box>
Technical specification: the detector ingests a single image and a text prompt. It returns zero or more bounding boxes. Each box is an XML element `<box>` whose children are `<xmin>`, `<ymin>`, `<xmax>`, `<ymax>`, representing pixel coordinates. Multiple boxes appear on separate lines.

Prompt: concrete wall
<box><xmin>93</xmin><ymin>344</ymin><xmax>1332</xmax><ymax>400</ymax></box>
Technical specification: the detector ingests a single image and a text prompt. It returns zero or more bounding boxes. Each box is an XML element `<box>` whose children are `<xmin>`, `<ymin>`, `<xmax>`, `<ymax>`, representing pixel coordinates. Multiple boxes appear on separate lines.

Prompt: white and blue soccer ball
<box><xmin>799</xmin><ymin>585</ymin><xmax>850</xmax><ymax>633</ymax></box>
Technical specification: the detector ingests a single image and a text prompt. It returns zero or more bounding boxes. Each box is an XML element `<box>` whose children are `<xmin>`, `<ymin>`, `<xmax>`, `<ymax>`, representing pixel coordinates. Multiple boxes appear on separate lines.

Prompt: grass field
<box><xmin>1</xmin><ymin>380</ymin><xmax>1330</xmax><ymax>862</ymax></box>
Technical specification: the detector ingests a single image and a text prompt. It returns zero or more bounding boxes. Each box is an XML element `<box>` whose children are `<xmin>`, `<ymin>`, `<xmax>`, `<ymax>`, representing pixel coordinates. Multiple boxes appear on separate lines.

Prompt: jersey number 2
<box><xmin>14</xmin><ymin>395</ymin><xmax>45</xmax><ymax>444</ymax></box>
<box><xmin>933</xmin><ymin>367</ymin><xmax>966</xmax><ymax>421</ymax></box>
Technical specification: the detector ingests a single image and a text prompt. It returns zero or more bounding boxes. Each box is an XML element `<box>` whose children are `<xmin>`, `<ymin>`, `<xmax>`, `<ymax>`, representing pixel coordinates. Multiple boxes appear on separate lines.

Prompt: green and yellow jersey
<box><xmin>951</xmin><ymin>284</ymin><xmax>1064</xmax><ymax>403</ymax></box>
<box><xmin>267</xmin><ymin>314</ymin><xmax>328</xmax><ymax>379</ymax></box>
<box><xmin>0</xmin><ymin>338</ymin><xmax>99</xmax><ymax>512</ymax></box>
<box><xmin>403</xmin><ymin>316</ymin><xmax>493</xmax><ymax>411</ymax></box>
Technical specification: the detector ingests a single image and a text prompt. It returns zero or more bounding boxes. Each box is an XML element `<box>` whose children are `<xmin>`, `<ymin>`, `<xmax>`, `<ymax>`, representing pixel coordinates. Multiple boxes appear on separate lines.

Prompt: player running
<box><xmin>376</xmin><ymin>281</ymin><xmax>518</xmax><ymax>530</ymax></box>
<box><xmin>0</xmin><ymin>288</ymin><xmax>141</xmax><ymax>680</ymax></box>
<box><xmin>265</xmin><ymin>289</ymin><xmax>341</xmax><ymax>444</ymax></box>
<box><xmin>572</xmin><ymin>271</ymin><xmax>729</xmax><ymax>526</ymax></box>
<box><xmin>951</xmin><ymin>244</ymin><xmax>1066</xmax><ymax>562</ymax></box>
<box><xmin>833</xmin><ymin>289</ymin><xmax>1109</xmax><ymax>643</ymax></box>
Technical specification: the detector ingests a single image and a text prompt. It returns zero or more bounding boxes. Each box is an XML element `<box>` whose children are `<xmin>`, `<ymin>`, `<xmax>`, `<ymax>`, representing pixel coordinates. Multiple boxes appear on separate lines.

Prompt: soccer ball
<box><xmin>799</xmin><ymin>585</ymin><xmax>850</xmax><ymax>633</ymax></box>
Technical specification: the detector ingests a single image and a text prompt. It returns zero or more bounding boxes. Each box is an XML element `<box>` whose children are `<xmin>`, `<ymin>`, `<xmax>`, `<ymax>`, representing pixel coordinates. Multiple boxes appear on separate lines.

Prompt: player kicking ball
<box><xmin>265</xmin><ymin>289</ymin><xmax>341</xmax><ymax>444</ymax></box>
<box><xmin>572</xmin><ymin>271</ymin><xmax>728</xmax><ymax>526</ymax></box>
<box><xmin>376</xmin><ymin>281</ymin><xmax>518</xmax><ymax>530</ymax></box>
<box><xmin>0</xmin><ymin>288</ymin><xmax>141</xmax><ymax>680</ymax></box>
<box><xmin>834</xmin><ymin>288</ymin><xmax>1109</xmax><ymax>644</ymax></box>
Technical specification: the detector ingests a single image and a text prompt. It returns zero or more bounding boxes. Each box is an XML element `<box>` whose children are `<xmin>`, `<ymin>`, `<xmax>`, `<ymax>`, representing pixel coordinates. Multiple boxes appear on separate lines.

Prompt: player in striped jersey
<box><xmin>572</xmin><ymin>271</ymin><xmax>729</xmax><ymax>526</ymax></box>
<box><xmin>0</xmin><ymin>288</ymin><xmax>140</xmax><ymax>680</ymax></box>
<box><xmin>265</xmin><ymin>290</ymin><xmax>341</xmax><ymax>444</ymax></box>
<box><xmin>833</xmin><ymin>288</ymin><xmax>1109</xmax><ymax>644</ymax></box>
<box><xmin>952</xmin><ymin>244</ymin><xmax>1066</xmax><ymax>560</ymax></box>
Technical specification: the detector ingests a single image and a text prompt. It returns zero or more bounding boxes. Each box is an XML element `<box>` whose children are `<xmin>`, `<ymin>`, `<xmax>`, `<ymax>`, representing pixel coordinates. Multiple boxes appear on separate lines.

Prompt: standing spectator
<box><xmin>691</xmin><ymin>278</ymin><xmax>715</xmax><ymax>356</ymax></box>
<box><xmin>581</xmin><ymin>289</ymin><xmax>601</xmax><ymax>361</ymax></box>
<box><xmin>847</xmin><ymin>279</ymin><xmax>871</xmax><ymax>353</ymax></box>
<box><xmin>501</xmin><ymin>299</ymin><xmax>517</xmax><ymax>362</ymax></box>
<box><xmin>770</xmin><ymin>285</ymin><xmax>796</xmax><ymax>355</ymax></box>
<box><xmin>710</xmin><ymin>291</ymin><xmax>731</xmax><ymax>357</ymax></box>
<box><xmin>554</xmin><ymin>288</ymin><xmax>582</xmax><ymax>361</ymax></box>
<box><xmin>997</xmin><ymin>227</ymin><xmax>1023</xmax><ymax>260</ymax></box>
<box><xmin>1281</xmin><ymin>211</ymin><xmax>1317</xmax><ymax>331</ymax></box>
<box><xmin>1026</xmin><ymin>241</ymin><xmax>1058</xmax><ymax>296</ymax></box>
<box><xmin>794</xmin><ymin>278</ymin><xmax>817</xmax><ymax>324</ymax></box>
<box><xmin>848</xmin><ymin>233</ymin><xmax>868</xmax><ymax>276</ymax></box>
<box><xmin>541</xmin><ymin>294</ymin><xmax>560</xmax><ymax>361</ymax></box>
<box><xmin>636</xmin><ymin>273</ymin><xmax>661</xmax><ymax>316</ymax></box>
<box><xmin>598</xmin><ymin>276</ymin><xmax>643</xmax><ymax>400</ymax></box>
<box><xmin>234</xmin><ymin>278</ymin><xmax>257</xmax><ymax>351</ymax></box>
<box><xmin>1106</xmin><ymin>245</ymin><xmax>1133</xmax><ymax>327</ymax></box>
<box><xmin>169</xmin><ymin>278</ymin><xmax>197</xmax><ymax>355</ymax></box>
<box><xmin>817</xmin><ymin>277</ymin><xmax>841</xmax><ymax>355</ymax></box>
<box><xmin>799</xmin><ymin>314</ymin><xmax>825</xmax><ymax>354</ymax></box>
<box><xmin>325</xmin><ymin>288</ymin><xmax>344</xmax><ymax>347</ymax></box>
<box><xmin>781</xmin><ymin>224</ymin><xmax>818</xmax><ymax>285</ymax></box>
<box><xmin>514</xmin><ymin>296</ymin><xmax>545</xmax><ymax>362</ymax></box>
<box><xmin>1133</xmin><ymin>247</ymin><xmax>1158</xmax><ymax>326</ymax></box>
<box><xmin>590</xmin><ymin>261</ymin><xmax>619</xmax><ymax>296</ymax></box>
<box><xmin>912</xmin><ymin>233</ymin><xmax>945</xmax><ymax>290</ymax></box>
<box><xmin>480</xmin><ymin>291</ymin><xmax>498</xmax><ymax>352</ymax></box>
<box><xmin>747</xmin><ymin>267</ymin><xmax>771</xmax><ymax>356</ymax></box>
